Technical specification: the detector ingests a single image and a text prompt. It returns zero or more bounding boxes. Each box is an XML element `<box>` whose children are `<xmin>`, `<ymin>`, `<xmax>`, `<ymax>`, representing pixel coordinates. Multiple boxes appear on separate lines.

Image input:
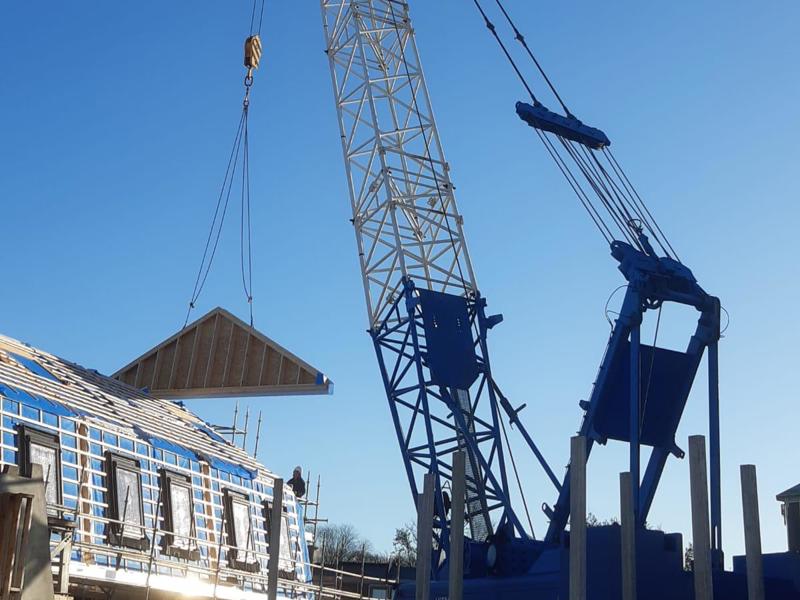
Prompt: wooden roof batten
<box><xmin>112</xmin><ymin>307</ymin><xmax>332</xmax><ymax>399</ymax></box>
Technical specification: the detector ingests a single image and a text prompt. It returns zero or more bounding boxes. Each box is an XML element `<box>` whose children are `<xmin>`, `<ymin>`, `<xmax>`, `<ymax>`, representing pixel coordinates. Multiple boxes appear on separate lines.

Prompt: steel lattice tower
<box><xmin>321</xmin><ymin>0</ymin><xmax>541</xmax><ymax>560</ymax></box>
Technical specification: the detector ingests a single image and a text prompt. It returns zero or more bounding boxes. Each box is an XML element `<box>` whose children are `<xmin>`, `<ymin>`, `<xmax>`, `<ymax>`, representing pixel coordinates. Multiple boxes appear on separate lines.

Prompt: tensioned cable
<box><xmin>499</xmin><ymin>410</ymin><xmax>535</xmax><ymax>538</ymax></box>
<box><xmin>386</xmin><ymin>1</ymin><xmax>470</xmax><ymax>295</ymax></box>
<box><xmin>184</xmin><ymin>4</ymin><xmax>262</xmax><ymax>327</ymax></box>
<box><xmin>604</xmin><ymin>148</ymin><xmax>680</xmax><ymax>261</ymax></box>
<box><xmin>470</xmin><ymin>1</ymin><xmax>628</xmax><ymax>246</ymax></box>
<box><xmin>249</xmin><ymin>0</ymin><xmax>266</xmax><ymax>36</ymax></box>
<box><xmin>240</xmin><ymin>103</ymin><xmax>255</xmax><ymax>326</ymax></box>
<box><xmin>535</xmin><ymin>129</ymin><xmax>614</xmax><ymax>243</ymax></box>
<box><xmin>492</xmin><ymin>0</ymin><xmax>572</xmax><ymax>117</ymax></box>
<box><xmin>583</xmin><ymin>147</ymin><xmax>674</xmax><ymax>257</ymax></box>
<box><xmin>558</xmin><ymin>138</ymin><xmax>640</xmax><ymax>248</ymax></box>
<box><xmin>639</xmin><ymin>305</ymin><xmax>662</xmax><ymax>435</ymax></box>
<box><xmin>470</xmin><ymin>0</ymin><xmax>682</xmax><ymax>262</ymax></box>
<box><xmin>472</xmin><ymin>0</ymin><xmax>538</xmax><ymax>105</ymax></box>
<box><xmin>184</xmin><ymin>113</ymin><xmax>246</xmax><ymax>327</ymax></box>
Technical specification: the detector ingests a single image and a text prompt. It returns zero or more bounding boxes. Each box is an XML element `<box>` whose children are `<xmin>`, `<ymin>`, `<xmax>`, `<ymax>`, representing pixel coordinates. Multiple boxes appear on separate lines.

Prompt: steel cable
<box><xmin>469</xmin><ymin>0</ymin><xmax>682</xmax><ymax>260</ymax></box>
<box><xmin>184</xmin><ymin>112</ymin><xmax>246</xmax><ymax>327</ymax></box>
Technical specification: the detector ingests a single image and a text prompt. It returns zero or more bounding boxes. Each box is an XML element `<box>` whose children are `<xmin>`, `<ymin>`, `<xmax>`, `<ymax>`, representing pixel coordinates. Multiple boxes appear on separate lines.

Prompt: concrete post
<box><xmin>786</xmin><ymin>501</ymin><xmax>800</xmax><ymax>552</ymax></box>
<box><xmin>708</xmin><ymin>339</ymin><xmax>723</xmax><ymax>568</ymax></box>
<box><xmin>267</xmin><ymin>478</ymin><xmax>284</xmax><ymax>600</ymax></box>
<box><xmin>620</xmin><ymin>471</ymin><xmax>637</xmax><ymax>600</ymax></box>
<box><xmin>415</xmin><ymin>473</ymin><xmax>435</xmax><ymax>600</ymax></box>
<box><xmin>740</xmin><ymin>465</ymin><xmax>765</xmax><ymax>600</ymax></box>
<box><xmin>449</xmin><ymin>451</ymin><xmax>466</xmax><ymax>600</ymax></box>
<box><xmin>689</xmin><ymin>435</ymin><xmax>714</xmax><ymax>600</ymax></box>
<box><xmin>630</xmin><ymin>323</ymin><xmax>641</xmax><ymax>526</ymax></box>
<box><xmin>570</xmin><ymin>435</ymin><xmax>587</xmax><ymax>600</ymax></box>
<box><xmin>0</xmin><ymin>464</ymin><xmax>55</xmax><ymax>600</ymax></box>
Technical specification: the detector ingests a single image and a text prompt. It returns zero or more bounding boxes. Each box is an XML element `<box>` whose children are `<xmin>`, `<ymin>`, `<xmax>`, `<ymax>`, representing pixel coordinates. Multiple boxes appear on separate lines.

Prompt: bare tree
<box><xmin>586</xmin><ymin>512</ymin><xmax>619</xmax><ymax>527</ymax></box>
<box><xmin>316</xmin><ymin>523</ymin><xmax>372</xmax><ymax>565</ymax></box>
<box><xmin>391</xmin><ymin>522</ymin><xmax>417</xmax><ymax>567</ymax></box>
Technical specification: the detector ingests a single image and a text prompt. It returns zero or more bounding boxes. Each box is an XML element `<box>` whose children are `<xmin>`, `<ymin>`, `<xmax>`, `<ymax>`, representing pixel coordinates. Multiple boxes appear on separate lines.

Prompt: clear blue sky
<box><xmin>2</xmin><ymin>1</ymin><xmax>798</xmax><ymax>563</ymax></box>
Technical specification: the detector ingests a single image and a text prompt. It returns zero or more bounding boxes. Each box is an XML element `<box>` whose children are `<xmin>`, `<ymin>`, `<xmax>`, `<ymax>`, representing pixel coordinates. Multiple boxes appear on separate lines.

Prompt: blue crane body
<box><xmin>320</xmin><ymin>1</ymin><xmax>800</xmax><ymax>597</ymax></box>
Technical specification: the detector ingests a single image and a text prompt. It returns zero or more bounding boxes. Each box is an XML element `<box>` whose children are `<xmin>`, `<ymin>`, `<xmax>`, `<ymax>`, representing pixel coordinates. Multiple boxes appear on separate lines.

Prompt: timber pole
<box><xmin>570</xmin><ymin>435</ymin><xmax>587</xmax><ymax>600</ymax></box>
<box><xmin>689</xmin><ymin>435</ymin><xmax>714</xmax><ymax>600</ymax></box>
<box><xmin>415</xmin><ymin>473</ymin><xmax>435</xmax><ymax>600</ymax></box>
<box><xmin>740</xmin><ymin>465</ymin><xmax>765</xmax><ymax>600</ymax></box>
<box><xmin>620</xmin><ymin>471</ymin><xmax>637</xmax><ymax>600</ymax></box>
<box><xmin>449</xmin><ymin>451</ymin><xmax>466</xmax><ymax>600</ymax></box>
<box><xmin>267</xmin><ymin>478</ymin><xmax>284</xmax><ymax>600</ymax></box>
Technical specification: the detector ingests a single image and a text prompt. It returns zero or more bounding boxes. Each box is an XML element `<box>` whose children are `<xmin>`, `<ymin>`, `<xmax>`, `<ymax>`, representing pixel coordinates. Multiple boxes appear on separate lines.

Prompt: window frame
<box><xmin>105</xmin><ymin>451</ymin><xmax>149</xmax><ymax>550</ymax></box>
<box><xmin>17</xmin><ymin>424</ymin><xmax>62</xmax><ymax>512</ymax></box>
<box><xmin>159</xmin><ymin>468</ymin><xmax>199</xmax><ymax>560</ymax></box>
<box><xmin>262</xmin><ymin>500</ymin><xmax>296</xmax><ymax>580</ymax></box>
<box><xmin>223</xmin><ymin>488</ymin><xmax>259</xmax><ymax>572</ymax></box>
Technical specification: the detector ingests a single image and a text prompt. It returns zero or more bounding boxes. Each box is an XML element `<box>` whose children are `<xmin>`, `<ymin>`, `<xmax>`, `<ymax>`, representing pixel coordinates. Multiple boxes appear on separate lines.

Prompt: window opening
<box><xmin>17</xmin><ymin>425</ymin><xmax>62</xmax><ymax>515</ymax></box>
<box><xmin>160</xmin><ymin>469</ymin><xmax>199</xmax><ymax>560</ymax></box>
<box><xmin>224</xmin><ymin>488</ymin><xmax>259</xmax><ymax>572</ymax></box>
<box><xmin>105</xmin><ymin>452</ymin><xmax>149</xmax><ymax>550</ymax></box>
<box><xmin>263</xmin><ymin>500</ymin><xmax>295</xmax><ymax>578</ymax></box>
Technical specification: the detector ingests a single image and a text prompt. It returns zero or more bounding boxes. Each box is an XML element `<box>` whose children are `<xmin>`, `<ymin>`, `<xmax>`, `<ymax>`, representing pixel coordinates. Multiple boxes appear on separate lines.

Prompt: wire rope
<box><xmin>183</xmin><ymin>4</ymin><xmax>262</xmax><ymax>327</ymax></box>
<box><xmin>468</xmin><ymin>0</ymin><xmax>681</xmax><ymax>261</ymax></box>
<box><xmin>499</xmin><ymin>410</ymin><xmax>535</xmax><ymax>538</ymax></box>
<box><xmin>184</xmin><ymin>113</ymin><xmax>246</xmax><ymax>327</ymax></box>
<box><xmin>492</xmin><ymin>0</ymin><xmax>572</xmax><ymax>117</ymax></box>
<box><xmin>639</xmin><ymin>305</ymin><xmax>662</xmax><ymax>435</ymax></box>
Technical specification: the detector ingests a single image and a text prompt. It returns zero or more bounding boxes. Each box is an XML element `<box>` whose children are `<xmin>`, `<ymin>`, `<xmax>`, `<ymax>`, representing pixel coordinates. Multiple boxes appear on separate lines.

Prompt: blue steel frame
<box><xmin>370</xmin><ymin>277</ymin><xmax>558</xmax><ymax>577</ymax></box>
<box><xmin>542</xmin><ymin>236</ymin><xmax>723</xmax><ymax>566</ymax></box>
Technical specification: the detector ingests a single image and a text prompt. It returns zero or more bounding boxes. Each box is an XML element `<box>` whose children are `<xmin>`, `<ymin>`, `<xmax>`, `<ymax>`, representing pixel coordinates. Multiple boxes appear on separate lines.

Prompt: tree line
<box><xmin>313</xmin><ymin>522</ymin><xmax>417</xmax><ymax>567</ymax></box>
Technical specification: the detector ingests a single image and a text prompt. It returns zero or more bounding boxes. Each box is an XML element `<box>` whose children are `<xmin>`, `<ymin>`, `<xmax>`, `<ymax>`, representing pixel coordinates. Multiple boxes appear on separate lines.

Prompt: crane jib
<box><xmin>515</xmin><ymin>101</ymin><xmax>611</xmax><ymax>149</ymax></box>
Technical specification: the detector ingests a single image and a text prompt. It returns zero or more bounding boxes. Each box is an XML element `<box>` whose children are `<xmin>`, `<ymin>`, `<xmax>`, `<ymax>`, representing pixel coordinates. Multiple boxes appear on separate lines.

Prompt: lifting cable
<box><xmin>499</xmin><ymin>410</ymin><xmax>535</xmax><ymax>538</ymax></box>
<box><xmin>184</xmin><ymin>0</ymin><xmax>265</xmax><ymax>328</ymax></box>
<box><xmin>471</xmin><ymin>0</ymin><xmax>681</xmax><ymax>263</ymax></box>
<box><xmin>639</xmin><ymin>305</ymin><xmax>662</xmax><ymax>435</ymax></box>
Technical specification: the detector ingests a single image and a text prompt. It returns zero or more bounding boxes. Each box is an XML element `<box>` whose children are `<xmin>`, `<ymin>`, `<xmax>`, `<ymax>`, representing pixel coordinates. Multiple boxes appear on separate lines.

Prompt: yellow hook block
<box><xmin>244</xmin><ymin>35</ymin><xmax>262</xmax><ymax>70</ymax></box>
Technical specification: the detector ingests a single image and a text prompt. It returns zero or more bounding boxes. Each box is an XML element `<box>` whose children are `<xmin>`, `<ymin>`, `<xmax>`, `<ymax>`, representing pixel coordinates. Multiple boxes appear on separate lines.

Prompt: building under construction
<box><xmin>3</xmin><ymin>1</ymin><xmax>800</xmax><ymax>599</ymax></box>
<box><xmin>0</xmin><ymin>308</ymin><xmax>334</xmax><ymax>599</ymax></box>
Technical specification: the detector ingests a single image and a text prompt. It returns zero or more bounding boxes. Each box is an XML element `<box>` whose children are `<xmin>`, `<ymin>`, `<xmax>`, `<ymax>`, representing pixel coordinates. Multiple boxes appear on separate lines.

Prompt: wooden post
<box><xmin>358</xmin><ymin>542</ymin><xmax>367</xmax><ymax>598</ymax></box>
<box><xmin>630</xmin><ymin>323</ymin><xmax>641</xmax><ymax>525</ymax></box>
<box><xmin>570</xmin><ymin>436</ymin><xmax>587</xmax><ymax>600</ymax></box>
<box><xmin>449</xmin><ymin>451</ymin><xmax>466</xmax><ymax>600</ymax></box>
<box><xmin>620</xmin><ymin>472</ymin><xmax>637</xmax><ymax>600</ymax></box>
<box><xmin>689</xmin><ymin>435</ymin><xmax>714</xmax><ymax>600</ymax></box>
<box><xmin>740</xmin><ymin>465</ymin><xmax>765</xmax><ymax>600</ymax></box>
<box><xmin>415</xmin><ymin>473</ymin><xmax>435</xmax><ymax>600</ymax></box>
<box><xmin>267</xmin><ymin>478</ymin><xmax>284</xmax><ymax>600</ymax></box>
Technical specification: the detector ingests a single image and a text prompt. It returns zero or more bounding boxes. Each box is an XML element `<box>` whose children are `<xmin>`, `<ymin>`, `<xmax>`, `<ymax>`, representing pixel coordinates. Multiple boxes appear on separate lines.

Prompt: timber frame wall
<box><xmin>0</xmin><ymin>386</ymin><xmax>312</xmax><ymax>597</ymax></box>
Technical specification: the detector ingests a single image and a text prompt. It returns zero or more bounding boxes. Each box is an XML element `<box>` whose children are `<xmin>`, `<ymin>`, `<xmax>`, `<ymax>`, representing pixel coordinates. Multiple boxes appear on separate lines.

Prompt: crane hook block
<box><xmin>516</xmin><ymin>101</ymin><xmax>610</xmax><ymax>149</ymax></box>
<box><xmin>244</xmin><ymin>35</ymin><xmax>262</xmax><ymax>70</ymax></box>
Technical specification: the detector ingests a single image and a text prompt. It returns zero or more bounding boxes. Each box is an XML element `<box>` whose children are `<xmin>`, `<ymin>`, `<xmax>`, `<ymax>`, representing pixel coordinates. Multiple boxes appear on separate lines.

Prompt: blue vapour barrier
<box><xmin>195</xmin><ymin>422</ymin><xmax>229</xmax><ymax>444</ymax></box>
<box><xmin>8</xmin><ymin>352</ymin><xmax>61</xmax><ymax>382</ymax></box>
<box><xmin>0</xmin><ymin>381</ymin><xmax>82</xmax><ymax>418</ymax></box>
<box><xmin>133</xmin><ymin>425</ymin><xmax>199</xmax><ymax>461</ymax></box>
<box><xmin>201</xmin><ymin>454</ymin><xmax>258</xmax><ymax>480</ymax></box>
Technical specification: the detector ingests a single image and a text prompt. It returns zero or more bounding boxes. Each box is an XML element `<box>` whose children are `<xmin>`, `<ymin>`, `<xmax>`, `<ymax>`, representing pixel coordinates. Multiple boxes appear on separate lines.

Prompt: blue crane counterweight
<box><xmin>516</xmin><ymin>101</ymin><xmax>611</xmax><ymax>149</ymax></box>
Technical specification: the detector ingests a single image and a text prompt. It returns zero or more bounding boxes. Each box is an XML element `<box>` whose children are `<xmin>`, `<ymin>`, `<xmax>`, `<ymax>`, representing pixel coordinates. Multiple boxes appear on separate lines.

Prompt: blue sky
<box><xmin>1</xmin><ymin>1</ymin><xmax>798</xmax><ymax>562</ymax></box>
